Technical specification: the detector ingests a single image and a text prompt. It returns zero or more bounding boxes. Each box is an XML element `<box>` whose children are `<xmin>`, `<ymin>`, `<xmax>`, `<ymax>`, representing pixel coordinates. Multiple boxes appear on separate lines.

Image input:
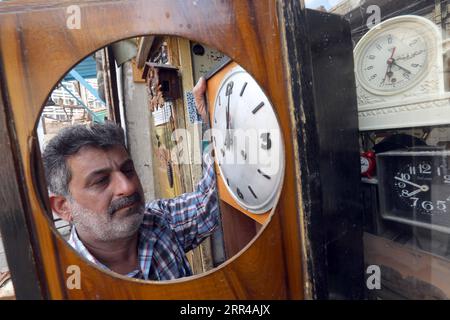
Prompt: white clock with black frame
<box><xmin>211</xmin><ymin>66</ymin><xmax>285</xmax><ymax>214</ymax></box>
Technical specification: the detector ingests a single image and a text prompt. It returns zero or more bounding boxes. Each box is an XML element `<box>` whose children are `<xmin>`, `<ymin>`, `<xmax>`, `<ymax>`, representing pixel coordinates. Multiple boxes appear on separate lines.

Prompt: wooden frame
<box><xmin>0</xmin><ymin>0</ymin><xmax>305</xmax><ymax>299</ymax></box>
<box><xmin>283</xmin><ymin>7</ymin><xmax>365</xmax><ymax>299</ymax></box>
<box><xmin>0</xmin><ymin>0</ymin><xmax>365</xmax><ymax>300</ymax></box>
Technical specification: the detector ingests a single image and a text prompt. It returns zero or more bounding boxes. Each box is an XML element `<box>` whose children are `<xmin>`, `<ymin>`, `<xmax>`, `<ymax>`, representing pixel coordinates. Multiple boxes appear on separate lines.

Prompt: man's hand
<box><xmin>193</xmin><ymin>77</ymin><xmax>209</xmax><ymax>124</ymax></box>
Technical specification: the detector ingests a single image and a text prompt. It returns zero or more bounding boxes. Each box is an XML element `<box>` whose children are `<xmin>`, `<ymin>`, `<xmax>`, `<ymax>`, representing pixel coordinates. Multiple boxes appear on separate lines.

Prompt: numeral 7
<box><xmin>411</xmin><ymin>197</ymin><xmax>419</xmax><ymax>207</ymax></box>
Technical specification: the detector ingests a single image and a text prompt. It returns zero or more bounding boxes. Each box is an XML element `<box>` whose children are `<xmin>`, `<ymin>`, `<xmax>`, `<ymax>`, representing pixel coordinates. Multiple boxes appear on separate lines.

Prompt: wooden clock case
<box><xmin>0</xmin><ymin>0</ymin><xmax>364</xmax><ymax>299</ymax></box>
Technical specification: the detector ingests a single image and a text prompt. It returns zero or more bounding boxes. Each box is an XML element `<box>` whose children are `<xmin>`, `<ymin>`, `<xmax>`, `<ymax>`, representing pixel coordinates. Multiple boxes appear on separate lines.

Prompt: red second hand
<box><xmin>382</xmin><ymin>47</ymin><xmax>396</xmax><ymax>83</ymax></box>
<box><xmin>388</xmin><ymin>47</ymin><xmax>396</xmax><ymax>63</ymax></box>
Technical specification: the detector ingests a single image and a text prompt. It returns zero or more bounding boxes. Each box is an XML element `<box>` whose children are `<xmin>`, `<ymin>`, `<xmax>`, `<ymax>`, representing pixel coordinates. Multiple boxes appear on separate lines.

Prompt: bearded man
<box><xmin>43</xmin><ymin>78</ymin><xmax>219</xmax><ymax>280</ymax></box>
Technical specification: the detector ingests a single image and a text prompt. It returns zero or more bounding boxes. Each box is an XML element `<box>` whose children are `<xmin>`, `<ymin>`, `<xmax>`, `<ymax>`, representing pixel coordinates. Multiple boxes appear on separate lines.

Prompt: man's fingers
<box><xmin>193</xmin><ymin>77</ymin><xmax>206</xmax><ymax>97</ymax></box>
<box><xmin>193</xmin><ymin>77</ymin><xmax>209</xmax><ymax>123</ymax></box>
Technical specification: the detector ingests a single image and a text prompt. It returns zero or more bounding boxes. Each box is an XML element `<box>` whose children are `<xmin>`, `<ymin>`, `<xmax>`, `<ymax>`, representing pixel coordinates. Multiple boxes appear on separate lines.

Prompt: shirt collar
<box><xmin>68</xmin><ymin>227</ymin><xmax>144</xmax><ymax>279</ymax></box>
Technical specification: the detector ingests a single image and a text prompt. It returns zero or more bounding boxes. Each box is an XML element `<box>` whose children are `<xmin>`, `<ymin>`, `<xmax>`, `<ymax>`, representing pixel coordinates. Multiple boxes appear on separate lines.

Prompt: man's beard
<box><xmin>68</xmin><ymin>193</ymin><xmax>145</xmax><ymax>242</ymax></box>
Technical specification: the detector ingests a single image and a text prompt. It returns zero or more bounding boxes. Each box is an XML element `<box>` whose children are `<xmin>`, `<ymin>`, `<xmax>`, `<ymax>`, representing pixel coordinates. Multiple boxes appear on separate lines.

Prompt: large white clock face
<box><xmin>211</xmin><ymin>66</ymin><xmax>285</xmax><ymax>214</ymax></box>
<box><xmin>354</xmin><ymin>16</ymin><xmax>437</xmax><ymax>96</ymax></box>
<box><xmin>359</xmin><ymin>30</ymin><xmax>428</xmax><ymax>93</ymax></box>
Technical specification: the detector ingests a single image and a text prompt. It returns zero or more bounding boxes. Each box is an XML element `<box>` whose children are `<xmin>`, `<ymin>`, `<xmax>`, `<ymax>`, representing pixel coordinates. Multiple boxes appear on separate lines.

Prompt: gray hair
<box><xmin>42</xmin><ymin>122</ymin><xmax>126</xmax><ymax>196</ymax></box>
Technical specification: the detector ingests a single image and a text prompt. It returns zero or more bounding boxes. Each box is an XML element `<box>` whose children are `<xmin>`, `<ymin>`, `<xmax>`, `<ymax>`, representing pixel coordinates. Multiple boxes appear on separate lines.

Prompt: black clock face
<box><xmin>378</xmin><ymin>151</ymin><xmax>450</xmax><ymax>231</ymax></box>
<box><xmin>393</xmin><ymin>161</ymin><xmax>450</xmax><ymax>214</ymax></box>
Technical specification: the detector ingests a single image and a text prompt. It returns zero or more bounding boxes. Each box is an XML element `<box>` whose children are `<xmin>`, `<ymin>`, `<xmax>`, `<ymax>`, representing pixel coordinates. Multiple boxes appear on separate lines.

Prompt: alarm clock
<box><xmin>377</xmin><ymin>148</ymin><xmax>450</xmax><ymax>233</ymax></box>
<box><xmin>361</xmin><ymin>151</ymin><xmax>376</xmax><ymax>178</ymax></box>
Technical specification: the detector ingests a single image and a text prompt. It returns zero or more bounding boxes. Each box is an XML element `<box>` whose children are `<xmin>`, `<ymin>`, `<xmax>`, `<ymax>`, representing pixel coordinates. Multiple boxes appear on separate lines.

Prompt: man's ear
<box><xmin>49</xmin><ymin>195</ymin><xmax>72</xmax><ymax>222</ymax></box>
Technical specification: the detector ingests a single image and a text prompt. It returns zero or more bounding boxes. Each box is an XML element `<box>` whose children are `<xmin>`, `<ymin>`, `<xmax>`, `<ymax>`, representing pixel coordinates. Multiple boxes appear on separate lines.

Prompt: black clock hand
<box><xmin>392</xmin><ymin>61</ymin><xmax>411</xmax><ymax>74</ymax></box>
<box><xmin>224</xmin><ymin>81</ymin><xmax>234</xmax><ymax>150</ymax></box>
<box><xmin>226</xmin><ymin>93</ymin><xmax>231</xmax><ymax>130</ymax></box>
<box><xmin>224</xmin><ymin>94</ymin><xmax>230</xmax><ymax>149</ymax></box>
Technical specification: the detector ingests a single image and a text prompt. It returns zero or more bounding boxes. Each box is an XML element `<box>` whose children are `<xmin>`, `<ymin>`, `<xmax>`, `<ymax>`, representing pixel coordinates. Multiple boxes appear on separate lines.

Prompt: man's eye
<box><xmin>123</xmin><ymin>167</ymin><xmax>135</xmax><ymax>176</ymax></box>
<box><xmin>94</xmin><ymin>177</ymin><xmax>108</xmax><ymax>185</ymax></box>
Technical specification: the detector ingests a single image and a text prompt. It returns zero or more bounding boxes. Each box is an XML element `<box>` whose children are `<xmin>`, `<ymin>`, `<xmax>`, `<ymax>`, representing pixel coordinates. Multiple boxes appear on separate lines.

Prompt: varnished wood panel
<box><xmin>220</xmin><ymin>201</ymin><xmax>259</xmax><ymax>259</ymax></box>
<box><xmin>0</xmin><ymin>72</ymin><xmax>44</xmax><ymax>300</ymax></box>
<box><xmin>0</xmin><ymin>0</ymin><xmax>305</xmax><ymax>299</ymax></box>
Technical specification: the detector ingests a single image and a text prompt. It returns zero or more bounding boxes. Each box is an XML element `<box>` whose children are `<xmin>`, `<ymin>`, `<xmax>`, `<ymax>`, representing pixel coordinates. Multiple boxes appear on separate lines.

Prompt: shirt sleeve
<box><xmin>146</xmin><ymin>151</ymin><xmax>219</xmax><ymax>252</ymax></box>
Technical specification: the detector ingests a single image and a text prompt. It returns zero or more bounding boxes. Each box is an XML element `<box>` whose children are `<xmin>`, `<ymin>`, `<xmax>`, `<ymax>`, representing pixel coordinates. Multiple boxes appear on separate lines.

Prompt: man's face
<box><xmin>65</xmin><ymin>145</ymin><xmax>145</xmax><ymax>242</ymax></box>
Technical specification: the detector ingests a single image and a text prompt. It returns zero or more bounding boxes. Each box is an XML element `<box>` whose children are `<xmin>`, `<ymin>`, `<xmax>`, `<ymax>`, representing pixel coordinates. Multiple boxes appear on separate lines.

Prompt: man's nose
<box><xmin>112</xmin><ymin>172</ymin><xmax>136</xmax><ymax>197</ymax></box>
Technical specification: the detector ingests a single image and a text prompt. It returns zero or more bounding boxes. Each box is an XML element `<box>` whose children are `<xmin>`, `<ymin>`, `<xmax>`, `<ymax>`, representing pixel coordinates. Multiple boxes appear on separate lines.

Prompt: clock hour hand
<box><xmin>225</xmin><ymin>89</ymin><xmax>232</xmax><ymax>149</ymax></box>
<box><xmin>381</xmin><ymin>64</ymin><xmax>394</xmax><ymax>86</ymax></box>
<box><xmin>226</xmin><ymin>93</ymin><xmax>230</xmax><ymax>129</ymax></box>
<box><xmin>394</xmin><ymin>176</ymin><xmax>429</xmax><ymax>191</ymax></box>
<box><xmin>404</xmin><ymin>188</ymin><xmax>424</xmax><ymax>197</ymax></box>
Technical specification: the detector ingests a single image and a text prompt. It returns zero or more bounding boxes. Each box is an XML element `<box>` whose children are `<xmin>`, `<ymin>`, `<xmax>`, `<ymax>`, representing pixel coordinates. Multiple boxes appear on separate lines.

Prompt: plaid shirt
<box><xmin>68</xmin><ymin>152</ymin><xmax>219</xmax><ymax>280</ymax></box>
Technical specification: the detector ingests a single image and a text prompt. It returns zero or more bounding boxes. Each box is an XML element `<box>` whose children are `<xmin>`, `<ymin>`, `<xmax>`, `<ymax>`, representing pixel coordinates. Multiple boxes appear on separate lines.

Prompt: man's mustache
<box><xmin>107</xmin><ymin>192</ymin><xmax>142</xmax><ymax>216</ymax></box>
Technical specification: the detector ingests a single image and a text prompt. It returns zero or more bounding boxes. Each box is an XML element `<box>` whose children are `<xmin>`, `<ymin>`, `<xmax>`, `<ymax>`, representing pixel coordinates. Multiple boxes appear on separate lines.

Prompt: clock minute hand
<box><xmin>226</xmin><ymin>93</ymin><xmax>230</xmax><ymax>129</ymax></box>
<box><xmin>405</xmin><ymin>188</ymin><xmax>424</xmax><ymax>197</ymax></box>
<box><xmin>394</xmin><ymin>176</ymin><xmax>428</xmax><ymax>190</ymax></box>
<box><xmin>225</xmin><ymin>91</ymin><xmax>232</xmax><ymax>149</ymax></box>
<box><xmin>392</xmin><ymin>61</ymin><xmax>411</xmax><ymax>74</ymax></box>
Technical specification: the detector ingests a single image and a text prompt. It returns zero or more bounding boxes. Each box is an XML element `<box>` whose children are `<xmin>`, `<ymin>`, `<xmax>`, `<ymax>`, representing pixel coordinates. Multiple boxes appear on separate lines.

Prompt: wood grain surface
<box><xmin>0</xmin><ymin>0</ymin><xmax>305</xmax><ymax>299</ymax></box>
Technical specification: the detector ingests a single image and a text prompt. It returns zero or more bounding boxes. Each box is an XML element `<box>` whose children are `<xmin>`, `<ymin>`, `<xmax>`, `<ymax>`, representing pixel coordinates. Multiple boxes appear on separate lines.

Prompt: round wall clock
<box><xmin>354</xmin><ymin>16</ymin><xmax>439</xmax><ymax>96</ymax></box>
<box><xmin>211</xmin><ymin>65</ymin><xmax>285</xmax><ymax>214</ymax></box>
